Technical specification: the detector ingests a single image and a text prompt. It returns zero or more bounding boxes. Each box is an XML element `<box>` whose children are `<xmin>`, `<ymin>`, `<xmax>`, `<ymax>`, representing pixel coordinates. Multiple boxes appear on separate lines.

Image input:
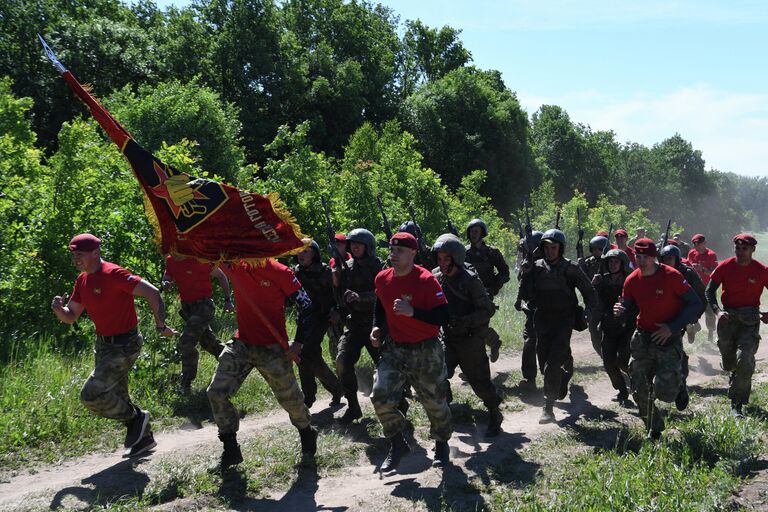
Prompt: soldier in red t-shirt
<box><xmin>162</xmin><ymin>253</ymin><xmax>234</xmax><ymax>392</ymax></box>
<box><xmin>206</xmin><ymin>258</ymin><xmax>319</xmax><ymax>472</ymax></box>
<box><xmin>705</xmin><ymin>233</ymin><xmax>768</xmax><ymax>417</ymax></box>
<box><xmin>688</xmin><ymin>233</ymin><xmax>718</xmax><ymax>341</ymax></box>
<box><xmin>614</xmin><ymin>238</ymin><xmax>701</xmax><ymax>439</ymax></box>
<box><xmin>51</xmin><ymin>234</ymin><xmax>176</xmax><ymax>457</ymax></box>
<box><xmin>614</xmin><ymin>229</ymin><xmax>637</xmax><ymax>268</ymax></box>
<box><xmin>369</xmin><ymin>232</ymin><xmax>452</xmax><ymax>472</ymax></box>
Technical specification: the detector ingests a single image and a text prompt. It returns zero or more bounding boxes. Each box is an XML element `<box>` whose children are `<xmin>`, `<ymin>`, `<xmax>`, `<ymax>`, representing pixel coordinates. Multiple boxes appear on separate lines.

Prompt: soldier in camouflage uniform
<box><xmin>580</xmin><ymin>235</ymin><xmax>610</xmax><ymax>358</ymax></box>
<box><xmin>515</xmin><ymin>230</ymin><xmax>543</xmax><ymax>389</ymax></box>
<box><xmin>673</xmin><ymin>233</ymin><xmax>691</xmax><ymax>258</ymax></box>
<box><xmin>518</xmin><ymin>229</ymin><xmax>597</xmax><ymax>424</ymax></box>
<box><xmin>293</xmin><ymin>240</ymin><xmax>344</xmax><ymax>408</ymax></box>
<box><xmin>433</xmin><ymin>234</ymin><xmax>503</xmax><ymax>436</ymax></box>
<box><xmin>327</xmin><ymin>233</ymin><xmax>350</xmax><ymax>360</ymax></box>
<box><xmin>465</xmin><ymin>219</ymin><xmax>510</xmax><ymax>363</ymax></box>
<box><xmin>614</xmin><ymin>238</ymin><xmax>701</xmax><ymax>438</ymax></box>
<box><xmin>208</xmin><ymin>258</ymin><xmax>318</xmax><ymax>471</ymax></box>
<box><xmin>51</xmin><ymin>233</ymin><xmax>176</xmax><ymax>457</ymax></box>
<box><xmin>370</xmin><ymin>232</ymin><xmax>452</xmax><ymax>472</ymax></box>
<box><xmin>660</xmin><ymin>244</ymin><xmax>707</xmax><ymax>411</ymax></box>
<box><xmin>162</xmin><ymin>253</ymin><xmax>232</xmax><ymax>392</ymax></box>
<box><xmin>334</xmin><ymin>228</ymin><xmax>384</xmax><ymax>423</ymax></box>
<box><xmin>593</xmin><ymin>249</ymin><xmax>635</xmax><ymax>405</ymax></box>
<box><xmin>705</xmin><ymin>234</ymin><xmax>768</xmax><ymax>417</ymax></box>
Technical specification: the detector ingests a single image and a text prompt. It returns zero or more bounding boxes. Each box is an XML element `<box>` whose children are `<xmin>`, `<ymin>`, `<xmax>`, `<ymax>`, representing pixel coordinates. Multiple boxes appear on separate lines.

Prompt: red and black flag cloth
<box><xmin>39</xmin><ymin>36</ymin><xmax>305</xmax><ymax>264</ymax></box>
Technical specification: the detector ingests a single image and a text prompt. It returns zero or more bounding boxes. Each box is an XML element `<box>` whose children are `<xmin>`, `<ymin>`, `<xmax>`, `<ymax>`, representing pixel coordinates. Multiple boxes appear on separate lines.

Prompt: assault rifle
<box><xmin>375</xmin><ymin>194</ymin><xmax>393</xmax><ymax>248</ymax></box>
<box><xmin>604</xmin><ymin>223</ymin><xmax>614</xmax><ymax>256</ymax></box>
<box><xmin>661</xmin><ymin>219</ymin><xmax>672</xmax><ymax>251</ymax></box>
<box><xmin>555</xmin><ymin>207</ymin><xmax>561</xmax><ymax>230</ymax></box>
<box><xmin>321</xmin><ymin>196</ymin><xmax>349</xmax><ymax>314</ymax></box>
<box><xmin>441</xmin><ymin>199</ymin><xmax>459</xmax><ymax>237</ymax></box>
<box><xmin>408</xmin><ymin>203</ymin><xmax>432</xmax><ymax>265</ymax></box>
<box><xmin>524</xmin><ymin>200</ymin><xmax>537</xmax><ymax>259</ymax></box>
<box><xmin>512</xmin><ymin>213</ymin><xmax>525</xmax><ymax>240</ymax></box>
<box><xmin>576</xmin><ymin>208</ymin><xmax>584</xmax><ymax>260</ymax></box>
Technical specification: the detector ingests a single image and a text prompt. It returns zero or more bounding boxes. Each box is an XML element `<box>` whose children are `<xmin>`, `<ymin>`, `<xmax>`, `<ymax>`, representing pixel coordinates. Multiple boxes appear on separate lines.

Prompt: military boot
<box><xmin>432</xmin><ymin>440</ymin><xmax>450</xmax><ymax>467</ymax></box>
<box><xmin>539</xmin><ymin>401</ymin><xmax>556</xmax><ymax>424</ymax></box>
<box><xmin>218</xmin><ymin>433</ymin><xmax>243</xmax><ymax>472</ymax></box>
<box><xmin>298</xmin><ymin>425</ymin><xmax>318</xmax><ymax>465</ymax></box>
<box><xmin>486</xmin><ymin>407</ymin><xmax>503</xmax><ymax>437</ymax></box>
<box><xmin>675</xmin><ymin>384</ymin><xmax>690</xmax><ymax>411</ymax></box>
<box><xmin>731</xmin><ymin>401</ymin><xmax>744</xmax><ymax>418</ymax></box>
<box><xmin>339</xmin><ymin>393</ymin><xmax>363</xmax><ymax>424</ymax></box>
<box><xmin>380</xmin><ymin>432</ymin><xmax>410</xmax><ymax>472</ymax></box>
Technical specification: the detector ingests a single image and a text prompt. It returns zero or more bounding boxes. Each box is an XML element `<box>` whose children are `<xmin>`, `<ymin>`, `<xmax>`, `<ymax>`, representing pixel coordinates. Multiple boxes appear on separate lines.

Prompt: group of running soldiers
<box><xmin>51</xmin><ymin>215</ymin><xmax>767</xmax><ymax>473</ymax></box>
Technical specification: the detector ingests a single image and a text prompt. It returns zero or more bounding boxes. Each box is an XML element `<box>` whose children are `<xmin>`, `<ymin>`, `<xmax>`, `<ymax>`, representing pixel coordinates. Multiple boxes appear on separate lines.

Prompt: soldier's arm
<box><xmin>133</xmin><ymin>280</ymin><xmax>176</xmax><ymax>336</ymax></box>
<box><xmin>667</xmin><ymin>289</ymin><xmax>702</xmax><ymax>332</ymax></box>
<box><xmin>160</xmin><ymin>269</ymin><xmax>173</xmax><ymax>290</ymax></box>
<box><xmin>686</xmin><ymin>270</ymin><xmax>706</xmax><ymax>318</ymax></box>
<box><xmin>705</xmin><ymin>280</ymin><xmax>722</xmax><ymax>313</ymax></box>
<box><xmin>290</xmin><ymin>287</ymin><xmax>319</xmax><ymax>347</ymax></box>
<box><xmin>491</xmin><ymin>248</ymin><xmax>510</xmax><ymax>286</ymax></box>
<box><xmin>211</xmin><ymin>267</ymin><xmax>234</xmax><ymax>307</ymax></box>
<box><xmin>570</xmin><ymin>263</ymin><xmax>597</xmax><ymax>310</ymax></box>
<box><xmin>51</xmin><ymin>296</ymin><xmax>84</xmax><ymax>324</ymax></box>
<box><xmin>458</xmin><ymin>278</ymin><xmax>496</xmax><ymax>328</ymax></box>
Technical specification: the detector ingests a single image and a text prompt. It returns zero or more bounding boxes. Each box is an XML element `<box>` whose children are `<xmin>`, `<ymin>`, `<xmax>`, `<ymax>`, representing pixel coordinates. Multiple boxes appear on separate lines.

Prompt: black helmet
<box><xmin>540</xmin><ymin>228</ymin><xmax>566</xmax><ymax>256</ymax></box>
<box><xmin>528</xmin><ymin>230</ymin><xmax>543</xmax><ymax>247</ymax></box>
<box><xmin>601</xmin><ymin>248</ymin><xmax>631</xmax><ymax>274</ymax></box>
<box><xmin>659</xmin><ymin>245</ymin><xmax>682</xmax><ymax>266</ymax></box>
<box><xmin>466</xmin><ymin>218</ymin><xmax>488</xmax><ymax>239</ymax></box>
<box><xmin>302</xmin><ymin>238</ymin><xmax>321</xmax><ymax>263</ymax></box>
<box><xmin>589</xmin><ymin>236</ymin><xmax>609</xmax><ymax>252</ymax></box>
<box><xmin>346</xmin><ymin>228</ymin><xmax>377</xmax><ymax>256</ymax></box>
<box><xmin>432</xmin><ymin>233</ymin><xmax>466</xmax><ymax>266</ymax></box>
<box><xmin>398</xmin><ymin>221</ymin><xmax>419</xmax><ymax>237</ymax></box>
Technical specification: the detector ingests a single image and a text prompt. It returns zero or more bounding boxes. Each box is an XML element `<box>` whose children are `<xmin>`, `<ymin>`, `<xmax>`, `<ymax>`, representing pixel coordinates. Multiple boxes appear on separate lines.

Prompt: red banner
<box><xmin>59</xmin><ymin>71</ymin><xmax>305</xmax><ymax>263</ymax></box>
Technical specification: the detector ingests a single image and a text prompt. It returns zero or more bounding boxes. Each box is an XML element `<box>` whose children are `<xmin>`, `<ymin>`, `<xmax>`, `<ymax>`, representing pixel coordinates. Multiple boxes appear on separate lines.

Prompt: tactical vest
<box><xmin>532</xmin><ymin>259</ymin><xmax>579</xmax><ymax>312</ymax></box>
<box><xmin>436</xmin><ymin>268</ymin><xmax>476</xmax><ymax>318</ymax></box>
<box><xmin>466</xmin><ymin>244</ymin><xmax>502</xmax><ymax>289</ymax></box>
<box><xmin>294</xmin><ymin>262</ymin><xmax>333</xmax><ymax>315</ymax></box>
<box><xmin>344</xmin><ymin>255</ymin><xmax>382</xmax><ymax>316</ymax></box>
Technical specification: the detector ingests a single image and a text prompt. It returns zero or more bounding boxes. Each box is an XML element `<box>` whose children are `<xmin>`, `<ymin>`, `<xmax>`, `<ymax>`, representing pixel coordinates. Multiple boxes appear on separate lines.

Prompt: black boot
<box><xmin>486</xmin><ymin>407</ymin><xmax>503</xmax><ymax>437</ymax></box>
<box><xmin>218</xmin><ymin>433</ymin><xmax>243</xmax><ymax>472</ymax></box>
<box><xmin>398</xmin><ymin>397</ymin><xmax>410</xmax><ymax>417</ymax></box>
<box><xmin>298</xmin><ymin>426</ymin><xmax>318</xmax><ymax>465</ymax></box>
<box><xmin>539</xmin><ymin>400</ymin><xmax>556</xmax><ymax>424</ymax></box>
<box><xmin>339</xmin><ymin>393</ymin><xmax>363</xmax><ymax>424</ymax></box>
<box><xmin>432</xmin><ymin>440</ymin><xmax>450</xmax><ymax>467</ymax></box>
<box><xmin>380</xmin><ymin>433</ymin><xmax>410</xmax><ymax>472</ymax></box>
<box><xmin>675</xmin><ymin>384</ymin><xmax>689</xmax><ymax>411</ymax></box>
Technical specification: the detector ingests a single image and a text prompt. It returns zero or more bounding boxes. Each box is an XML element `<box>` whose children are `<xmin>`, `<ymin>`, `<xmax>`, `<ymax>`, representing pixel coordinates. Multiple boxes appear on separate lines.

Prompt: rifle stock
<box><xmin>321</xmin><ymin>196</ymin><xmax>349</xmax><ymax>314</ymax></box>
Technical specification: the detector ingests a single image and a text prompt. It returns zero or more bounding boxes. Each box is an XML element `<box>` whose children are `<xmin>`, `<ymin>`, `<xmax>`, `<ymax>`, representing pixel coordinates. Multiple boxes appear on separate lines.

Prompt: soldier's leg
<box><xmin>254</xmin><ymin>344</ymin><xmax>312</xmax><ymax>430</ymax></box>
<box><xmin>521</xmin><ymin>310</ymin><xmax>538</xmax><ymax>383</ymax></box>
<box><xmin>370</xmin><ymin>346</ymin><xmax>409</xmax><ymax>438</ymax></box>
<box><xmin>686</xmin><ymin>321</ymin><xmax>701</xmax><ymax>344</ymax></box>
<box><xmin>541</xmin><ymin>320</ymin><xmax>573</xmax><ymax>403</ymax></box>
<box><xmin>297</xmin><ymin>345</ymin><xmax>319</xmax><ymax>407</ymax></box>
<box><xmin>629</xmin><ymin>332</ymin><xmax>664</xmax><ymax>434</ymax></box>
<box><xmin>196</xmin><ymin>299</ymin><xmax>224</xmax><ymax>358</ymax></box>
<box><xmin>206</xmin><ymin>340</ymin><xmax>255</xmax><ymax>435</ymax></box>
<box><xmin>652</xmin><ymin>338</ymin><xmax>683</xmax><ymax>404</ymax></box>
<box><xmin>404</xmin><ymin>339</ymin><xmax>453</xmax><ymax>442</ymax></box>
<box><xmin>80</xmin><ymin>334</ymin><xmax>143</xmax><ymax>421</ymax></box>
<box><xmin>717</xmin><ymin>316</ymin><xmax>738</xmax><ymax>372</ymax></box>
<box><xmin>705</xmin><ymin>308</ymin><xmax>716</xmax><ymax>340</ymax></box>
<box><xmin>730</xmin><ymin>323</ymin><xmax>760</xmax><ymax>405</ymax></box>
<box><xmin>335</xmin><ymin>324</ymin><xmax>365</xmax><ymax>396</ymax></box>
<box><xmin>443</xmin><ymin>338</ymin><xmax>460</xmax><ymax>403</ymax></box>
<box><xmin>456</xmin><ymin>334</ymin><xmax>502</xmax><ymax>409</ymax></box>
<box><xmin>602</xmin><ymin>330</ymin><xmax>628</xmax><ymax>396</ymax></box>
<box><xmin>589</xmin><ymin>316</ymin><xmax>603</xmax><ymax>358</ymax></box>
<box><xmin>484</xmin><ymin>326</ymin><xmax>502</xmax><ymax>362</ymax></box>
<box><xmin>301</xmin><ymin>321</ymin><xmax>343</xmax><ymax>401</ymax></box>
<box><xmin>177</xmin><ymin>301</ymin><xmax>218</xmax><ymax>387</ymax></box>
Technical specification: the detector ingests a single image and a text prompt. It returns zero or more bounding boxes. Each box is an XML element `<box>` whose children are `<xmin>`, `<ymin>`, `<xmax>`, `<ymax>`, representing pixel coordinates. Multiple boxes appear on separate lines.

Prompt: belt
<box><xmin>391</xmin><ymin>337</ymin><xmax>439</xmax><ymax>349</ymax></box>
<box><xmin>97</xmin><ymin>327</ymin><xmax>139</xmax><ymax>345</ymax></box>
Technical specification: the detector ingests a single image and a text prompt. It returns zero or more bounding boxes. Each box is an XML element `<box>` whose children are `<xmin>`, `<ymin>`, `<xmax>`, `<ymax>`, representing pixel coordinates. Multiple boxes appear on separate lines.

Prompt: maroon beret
<box><xmin>733</xmin><ymin>233</ymin><xmax>757</xmax><ymax>246</ymax></box>
<box><xmin>596</xmin><ymin>230</ymin><xmax>609</xmax><ymax>237</ymax></box>
<box><xmin>633</xmin><ymin>237</ymin><xmax>657</xmax><ymax>256</ymax></box>
<box><xmin>615</xmin><ymin>229</ymin><xmax>628</xmax><ymax>237</ymax></box>
<box><xmin>69</xmin><ymin>233</ymin><xmax>101</xmax><ymax>252</ymax></box>
<box><xmin>334</xmin><ymin>233</ymin><xmax>347</xmax><ymax>242</ymax></box>
<box><xmin>691</xmin><ymin>233</ymin><xmax>705</xmax><ymax>244</ymax></box>
<box><xmin>390</xmin><ymin>232</ymin><xmax>418</xmax><ymax>250</ymax></box>
<box><xmin>667</xmin><ymin>239</ymin><xmax>679</xmax><ymax>247</ymax></box>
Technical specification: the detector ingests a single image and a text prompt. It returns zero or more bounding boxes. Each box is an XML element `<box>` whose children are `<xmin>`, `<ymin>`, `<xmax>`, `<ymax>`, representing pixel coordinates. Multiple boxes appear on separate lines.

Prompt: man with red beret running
<box><xmin>687</xmin><ymin>233</ymin><xmax>718</xmax><ymax>342</ymax></box>
<box><xmin>614</xmin><ymin>238</ymin><xmax>701</xmax><ymax>438</ymax></box>
<box><xmin>705</xmin><ymin>233</ymin><xmax>768</xmax><ymax>417</ymax></box>
<box><xmin>370</xmin><ymin>232</ymin><xmax>452</xmax><ymax>472</ymax></box>
<box><xmin>51</xmin><ymin>234</ymin><xmax>176</xmax><ymax>457</ymax></box>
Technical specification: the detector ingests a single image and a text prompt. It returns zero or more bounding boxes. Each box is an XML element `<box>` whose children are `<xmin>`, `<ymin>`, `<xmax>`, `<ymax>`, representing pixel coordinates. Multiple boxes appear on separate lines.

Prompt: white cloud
<box><xmin>519</xmin><ymin>84</ymin><xmax>768</xmax><ymax>177</ymax></box>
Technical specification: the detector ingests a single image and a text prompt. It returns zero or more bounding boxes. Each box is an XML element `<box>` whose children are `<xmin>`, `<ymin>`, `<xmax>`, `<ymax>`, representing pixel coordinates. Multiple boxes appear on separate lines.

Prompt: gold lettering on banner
<box><xmin>239</xmin><ymin>191</ymin><xmax>280</xmax><ymax>242</ymax></box>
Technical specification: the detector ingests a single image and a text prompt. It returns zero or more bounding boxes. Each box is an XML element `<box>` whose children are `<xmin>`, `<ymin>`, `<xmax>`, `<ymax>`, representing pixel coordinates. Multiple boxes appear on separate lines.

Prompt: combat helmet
<box><xmin>540</xmin><ymin>229</ymin><xmax>566</xmax><ymax>257</ymax></box>
<box><xmin>466</xmin><ymin>218</ymin><xmax>488</xmax><ymax>239</ymax></box>
<box><xmin>346</xmin><ymin>228</ymin><xmax>377</xmax><ymax>256</ymax></box>
<box><xmin>601</xmin><ymin>248</ymin><xmax>631</xmax><ymax>274</ymax></box>
<box><xmin>659</xmin><ymin>244</ymin><xmax>682</xmax><ymax>267</ymax></box>
<box><xmin>433</xmin><ymin>233</ymin><xmax>466</xmax><ymax>266</ymax></box>
<box><xmin>589</xmin><ymin>236</ymin><xmax>609</xmax><ymax>253</ymax></box>
<box><xmin>398</xmin><ymin>221</ymin><xmax>419</xmax><ymax>237</ymax></box>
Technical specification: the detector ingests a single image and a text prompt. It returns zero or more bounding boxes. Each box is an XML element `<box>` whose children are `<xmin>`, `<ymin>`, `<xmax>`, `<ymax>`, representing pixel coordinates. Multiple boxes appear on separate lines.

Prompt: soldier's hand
<box><xmin>651</xmin><ymin>323</ymin><xmax>673</xmax><ymax>345</ymax></box>
<box><xmin>591</xmin><ymin>274</ymin><xmax>601</xmax><ymax>285</ymax></box>
<box><xmin>158</xmin><ymin>325</ymin><xmax>178</xmax><ymax>337</ymax></box>
<box><xmin>161</xmin><ymin>280</ymin><xmax>174</xmax><ymax>291</ymax></box>
<box><xmin>717</xmin><ymin>310</ymin><xmax>730</xmax><ymax>324</ymax></box>
<box><xmin>761</xmin><ymin>312</ymin><xmax>768</xmax><ymax>324</ymax></box>
<box><xmin>344</xmin><ymin>289</ymin><xmax>360</xmax><ymax>303</ymax></box>
<box><xmin>223</xmin><ymin>299</ymin><xmax>235</xmax><ymax>313</ymax></box>
<box><xmin>613</xmin><ymin>302</ymin><xmax>626</xmax><ymax>317</ymax></box>
<box><xmin>51</xmin><ymin>293</ymin><xmax>68</xmax><ymax>312</ymax></box>
<box><xmin>393</xmin><ymin>298</ymin><xmax>414</xmax><ymax>317</ymax></box>
<box><xmin>287</xmin><ymin>341</ymin><xmax>303</xmax><ymax>361</ymax></box>
<box><xmin>370</xmin><ymin>327</ymin><xmax>382</xmax><ymax>347</ymax></box>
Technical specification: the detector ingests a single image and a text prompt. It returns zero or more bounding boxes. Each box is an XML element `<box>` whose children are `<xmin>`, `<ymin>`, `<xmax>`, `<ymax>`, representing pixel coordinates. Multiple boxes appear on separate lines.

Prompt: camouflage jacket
<box><xmin>465</xmin><ymin>242</ymin><xmax>510</xmax><ymax>298</ymax></box>
<box><xmin>433</xmin><ymin>265</ymin><xmax>496</xmax><ymax>337</ymax></box>
<box><xmin>294</xmin><ymin>262</ymin><xmax>334</xmax><ymax>316</ymax></box>
<box><xmin>343</xmin><ymin>254</ymin><xmax>383</xmax><ymax>318</ymax></box>
<box><xmin>519</xmin><ymin>257</ymin><xmax>597</xmax><ymax>314</ymax></box>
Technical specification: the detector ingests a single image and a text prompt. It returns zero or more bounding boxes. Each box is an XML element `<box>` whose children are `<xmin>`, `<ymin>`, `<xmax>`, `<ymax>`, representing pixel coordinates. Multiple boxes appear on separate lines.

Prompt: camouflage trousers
<box><xmin>630</xmin><ymin>330</ymin><xmax>683</xmax><ymax>434</ymax></box>
<box><xmin>718</xmin><ymin>309</ymin><xmax>761</xmax><ymax>405</ymax></box>
<box><xmin>298</xmin><ymin>316</ymin><xmax>343</xmax><ymax>402</ymax></box>
<box><xmin>686</xmin><ymin>308</ymin><xmax>716</xmax><ymax>341</ymax></box>
<box><xmin>207</xmin><ymin>340</ymin><xmax>311</xmax><ymax>435</ymax></box>
<box><xmin>601</xmin><ymin>323</ymin><xmax>633</xmax><ymax>395</ymax></box>
<box><xmin>336</xmin><ymin>316</ymin><xmax>380</xmax><ymax>396</ymax></box>
<box><xmin>444</xmin><ymin>332</ymin><xmax>502</xmax><ymax>409</ymax></box>
<box><xmin>178</xmin><ymin>298</ymin><xmax>224</xmax><ymax>387</ymax></box>
<box><xmin>534</xmin><ymin>310</ymin><xmax>575</xmax><ymax>402</ymax></box>
<box><xmin>521</xmin><ymin>308</ymin><xmax>538</xmax><ymax>381</ymax></box>
<box><xmin>371</xmin><ymin>337</ymin><xmax>452</xmax><ymax>441</ymax></box>
<box><xmin>81</xmin><ymin>330</ymin><xmax>143</xmax><ymax>422</ymax></box>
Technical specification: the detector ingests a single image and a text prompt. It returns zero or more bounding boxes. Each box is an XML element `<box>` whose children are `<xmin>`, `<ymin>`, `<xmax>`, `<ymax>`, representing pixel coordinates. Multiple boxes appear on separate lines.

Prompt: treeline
<box><xmin>0</xmin><ymin>0</ymin><xmax>766</xmax><ymax>340</ymax></box>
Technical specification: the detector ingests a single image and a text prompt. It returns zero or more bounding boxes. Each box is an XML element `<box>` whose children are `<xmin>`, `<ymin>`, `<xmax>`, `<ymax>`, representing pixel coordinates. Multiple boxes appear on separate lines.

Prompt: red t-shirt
<box><xmin>710</xmin><ymin>256</ymin><xmax>768</xmax><ymax>309</ymax></box>
<box><xmin>375</xmin><ymin>265</ymin><xmax>448</xmax><ymax>344</ymax></box>
<box><xmin>687</xmin><ymin>248</ymin><xmax>718</xmax><ymax>284</ymax></box>
<box><xmin>621</xmin><ymin>264</ymin><xmax>691</xmax><ymax>331</ymax></box>
<box><xmin>165</xmin><ymin>255</ymin><xmax>214</xmax><ymax>303</ymax></box>
<box><xmin>71</xmin><ymin>261</ymin><xmax>141</xmax><ymax>336</ymax></box>
<box><xmin>223</xmin><ymin>259</ymin><xmax>300</xmax><ymax>345</ymax></box>
<box><xmin>329</xmin><ymin>253</ymin><xmax>352</xmax><ymax>269</ymax></box>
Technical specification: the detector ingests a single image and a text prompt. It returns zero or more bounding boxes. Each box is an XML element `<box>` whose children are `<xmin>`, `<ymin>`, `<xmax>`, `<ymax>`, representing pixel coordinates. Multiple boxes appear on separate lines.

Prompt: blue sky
<box><xmin>153</xmin><ymin>0</ymin><xmax>768</xmax><ymax>177</ymax></box>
